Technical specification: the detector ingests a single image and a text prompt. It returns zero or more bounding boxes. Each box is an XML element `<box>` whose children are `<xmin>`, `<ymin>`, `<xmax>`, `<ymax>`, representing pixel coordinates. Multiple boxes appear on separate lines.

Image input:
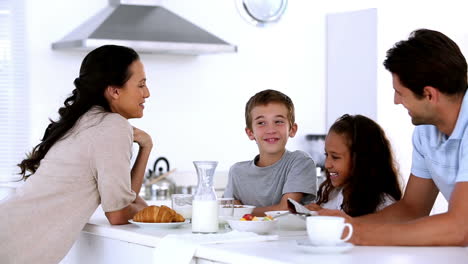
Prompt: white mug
<box><xmin>306</xmin><ymin>216</ymin><xmax>353</xmax><ymax>246</ymax></box>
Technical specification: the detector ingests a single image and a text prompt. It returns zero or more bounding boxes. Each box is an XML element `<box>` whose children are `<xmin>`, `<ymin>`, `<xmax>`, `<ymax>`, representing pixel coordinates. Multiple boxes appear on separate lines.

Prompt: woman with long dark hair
<box><xmin>0</xmin><ymin>45</ymin><xmax>152</xmax><ymax>263</ymax></box>
<box><xmin>306</xmin><ymin>114</ymin><xmax>402</xmax><ymax>217</ymax></box>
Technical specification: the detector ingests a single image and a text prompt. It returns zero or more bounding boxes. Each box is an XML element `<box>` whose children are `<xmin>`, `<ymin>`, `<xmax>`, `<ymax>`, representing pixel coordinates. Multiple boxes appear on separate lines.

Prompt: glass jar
<box><xmin>191</xmin><ymin>161</ymin><xmax>219</xmax><ymax>233</ymax></box>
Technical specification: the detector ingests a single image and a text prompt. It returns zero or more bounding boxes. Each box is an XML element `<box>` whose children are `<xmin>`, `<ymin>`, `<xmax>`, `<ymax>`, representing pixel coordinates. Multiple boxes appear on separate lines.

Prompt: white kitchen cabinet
<box><xmin>61</xmin><ymin>232</ymin><xmax>157</xmax><ymax>264</ymax></box>
<box><xmin>326</xmin><ymin>8</ymin><xmax>377</xmax><ymax>128</ymax></box>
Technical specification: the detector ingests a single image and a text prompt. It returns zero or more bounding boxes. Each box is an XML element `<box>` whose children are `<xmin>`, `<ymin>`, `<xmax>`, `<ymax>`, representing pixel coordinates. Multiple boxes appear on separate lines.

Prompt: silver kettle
<box><xmin>148</xmin><ymin>157</ymin><xmax>176</xmax><ymax>200</ymax></box>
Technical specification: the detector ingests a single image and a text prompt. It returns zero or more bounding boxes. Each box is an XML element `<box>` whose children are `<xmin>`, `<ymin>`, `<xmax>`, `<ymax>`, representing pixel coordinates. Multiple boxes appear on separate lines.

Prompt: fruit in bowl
<box><xmin>264</xmin><ymin>210</ymin><xmax>306</xmax><ymax>231</ymax></box>
<box><xmin>240</xmin><ymin>214</ymin><xmax>273</xmax><ymax>221</ymax></box>
<box><xmin>233</xmin><ymin>205</ymin><xmax>256</xmax><ymax>217</ymax></box>
<box><xmin>227</xmin><ymin>214</ymin><xmax>278</xmax><ymax>234</ymax></box>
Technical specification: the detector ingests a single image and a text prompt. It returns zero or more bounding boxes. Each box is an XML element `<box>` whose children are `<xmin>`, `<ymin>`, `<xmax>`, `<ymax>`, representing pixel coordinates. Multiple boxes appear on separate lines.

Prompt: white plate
<box><xmin>128</xmin><ymin>219</ymin><xmax>190</xmax><ymax>229</ymax></box>
<box><xmin>296</xmin><ymin>239</ymin><xmax>353</xmax><ymax>254</ymax></box>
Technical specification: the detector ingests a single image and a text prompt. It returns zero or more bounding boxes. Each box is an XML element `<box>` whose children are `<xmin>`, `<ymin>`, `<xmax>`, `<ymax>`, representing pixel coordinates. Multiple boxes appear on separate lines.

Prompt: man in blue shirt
<box><xmin>320</xmin><ymin>29</ymin><xmax>468</xmax><ymax>246</ymax></box>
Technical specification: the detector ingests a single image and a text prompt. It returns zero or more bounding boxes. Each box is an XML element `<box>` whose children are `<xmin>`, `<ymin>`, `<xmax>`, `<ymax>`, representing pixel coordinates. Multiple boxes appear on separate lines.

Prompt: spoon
<box><xmin>270</xmin><ymin>211</ymin><xmax>290</xmax><ymax>219</ymax></box>
<box><xmin>287</xmin><ymin>198</ymin><xmax>318</xmax><ymax>217</ymax></box>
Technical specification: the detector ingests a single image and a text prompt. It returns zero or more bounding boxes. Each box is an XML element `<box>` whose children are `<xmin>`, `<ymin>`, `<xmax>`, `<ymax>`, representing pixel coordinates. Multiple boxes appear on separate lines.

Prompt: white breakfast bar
<box><xmin>61</xmin><ymin>206</ymin><xmax>468</xmax><ymax>264</ymax></box>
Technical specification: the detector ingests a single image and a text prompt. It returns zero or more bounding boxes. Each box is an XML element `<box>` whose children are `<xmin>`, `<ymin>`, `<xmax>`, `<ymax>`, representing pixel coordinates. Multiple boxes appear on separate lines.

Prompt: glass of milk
<box><xmin>171</xmin><ymin>194</ymin><xmax>193</xmax><ymax>220</ymax></box>
<box><xmin>218</xmin><ymin>197</ymin><xmax>234</xmax><ymax>228</ymax></box>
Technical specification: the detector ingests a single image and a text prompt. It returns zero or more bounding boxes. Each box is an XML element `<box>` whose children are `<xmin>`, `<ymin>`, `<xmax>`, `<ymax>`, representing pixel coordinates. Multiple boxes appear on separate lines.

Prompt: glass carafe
<box><xmin>192</xmin><ymin>161</ymin><xmax>219</xmax><ymax>233</ymax></box>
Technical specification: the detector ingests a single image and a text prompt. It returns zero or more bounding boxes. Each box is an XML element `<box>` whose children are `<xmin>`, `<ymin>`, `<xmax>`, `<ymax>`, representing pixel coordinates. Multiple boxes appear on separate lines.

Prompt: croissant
<box><xmin>156</xmin><ymin>205</ymin><xmax>176</xmax><ymax>222</ymax></box>
<box><xmin>173</xmin><ymin>213</ymin><xmax>185</xmax><ymax>223</ymax></box>
<box><xmin>132</xmin><ymin>205</ymin><xmax>185</xmax><ymax>223</ymax></box>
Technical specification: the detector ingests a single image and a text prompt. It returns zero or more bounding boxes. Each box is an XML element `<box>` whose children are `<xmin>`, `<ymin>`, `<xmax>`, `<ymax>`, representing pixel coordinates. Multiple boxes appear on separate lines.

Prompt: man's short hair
<box><xmin>383</xmin><ymin>29</ymin><xmax>467</xmax><ymax>97</ymax></box>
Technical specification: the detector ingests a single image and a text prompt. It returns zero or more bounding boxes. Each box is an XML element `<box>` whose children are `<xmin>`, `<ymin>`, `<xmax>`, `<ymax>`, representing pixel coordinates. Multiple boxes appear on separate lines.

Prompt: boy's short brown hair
<box><xmin>245</xmin><ymin>89</ymin><xmax>295</xmax><ymax>130</ymax></box>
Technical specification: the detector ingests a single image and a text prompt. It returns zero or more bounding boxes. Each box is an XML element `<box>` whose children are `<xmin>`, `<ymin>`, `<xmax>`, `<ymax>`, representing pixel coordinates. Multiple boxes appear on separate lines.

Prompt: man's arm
<box><xmin>252</xmin><ymin>192</ymin><xmax>303</xmax><ymax>216</ymax></box>
<box><xmin>348</xmin><ymin>175</ymin><xmax>468</xmax><ymax>246</ymax></box>
<box><xmin>357</xmin><ymin>174</ymin><xmax>438</xmax><ymax>223</ymax></box>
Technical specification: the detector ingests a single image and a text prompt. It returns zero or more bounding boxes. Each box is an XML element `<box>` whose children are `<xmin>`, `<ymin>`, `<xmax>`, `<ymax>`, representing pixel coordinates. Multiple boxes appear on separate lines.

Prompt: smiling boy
<box><xmin>224</xmin><ymin>89</ymin><xmax>317</xmax><ymax>216</ymax></box>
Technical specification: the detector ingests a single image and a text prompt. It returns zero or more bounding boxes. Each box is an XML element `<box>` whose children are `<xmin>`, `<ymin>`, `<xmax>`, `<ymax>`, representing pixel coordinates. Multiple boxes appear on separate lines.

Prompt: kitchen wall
<box><xmin>24</xmin><ymin>0</ymin><xmax>468</xmax><ymax>208</ymax></box>
<box><xmin>25</xmin><ymin>0</ymin><xmax>326</xmax><ymax>175</ymax></box>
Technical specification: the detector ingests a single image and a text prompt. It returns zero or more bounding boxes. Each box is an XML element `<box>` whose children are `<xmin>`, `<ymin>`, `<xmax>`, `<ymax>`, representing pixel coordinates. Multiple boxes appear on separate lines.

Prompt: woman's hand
<box><xmin>133</xmin><ymin>127</ymin><xmax>153</xmax><ymax>149</ymax></box>
<box><xmin>305</xmin><ymin>203</ymin><xmax>323</xmax><ymax>211</ymax></box>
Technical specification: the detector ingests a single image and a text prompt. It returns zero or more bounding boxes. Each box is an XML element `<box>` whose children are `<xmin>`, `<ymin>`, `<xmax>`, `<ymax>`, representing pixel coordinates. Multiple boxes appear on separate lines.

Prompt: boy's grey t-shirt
<box><xmin>223</xmin><ymin>150</ymin><xmax>317</xmax><ymax>206</ymax></box>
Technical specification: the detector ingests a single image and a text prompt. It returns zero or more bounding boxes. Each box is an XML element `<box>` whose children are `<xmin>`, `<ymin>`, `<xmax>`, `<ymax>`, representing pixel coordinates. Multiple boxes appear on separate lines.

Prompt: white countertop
<box><xmin>83</xmin><ymin>207</ymin><xmax>468</xmax><ymax>264</ymax></box>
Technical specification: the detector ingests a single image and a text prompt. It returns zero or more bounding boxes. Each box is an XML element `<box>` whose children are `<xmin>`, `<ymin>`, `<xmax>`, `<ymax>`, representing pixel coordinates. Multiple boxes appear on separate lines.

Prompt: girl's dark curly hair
<box><xmin>316</xmin><ymin>114</ymin><xmax>402</xmax><ymax>217</ymax></box>
<box><xmin>18</xmin><ymin>45</ymin><xmax>139</xmax><ymax>180</ymax></box>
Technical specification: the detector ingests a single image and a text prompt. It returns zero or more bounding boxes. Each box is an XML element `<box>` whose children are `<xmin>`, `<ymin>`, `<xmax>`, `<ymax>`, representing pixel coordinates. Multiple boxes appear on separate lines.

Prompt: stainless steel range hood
<box><xmin>51</xmin><ymin>0</ymin><xmax>237</xmax><ymax>55</ymax></box>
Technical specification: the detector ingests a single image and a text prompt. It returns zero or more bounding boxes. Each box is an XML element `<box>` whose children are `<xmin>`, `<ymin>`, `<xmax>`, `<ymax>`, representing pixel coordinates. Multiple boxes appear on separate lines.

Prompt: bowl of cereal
<box><xmin>232</xmin><ymin>205</ymin><xmax>256</xmax><ymax>218</ymax></box>
<box><xmin>227</xmin><ymin>215</ymin><xmax>278</xmax><ymax>234</ymax></box>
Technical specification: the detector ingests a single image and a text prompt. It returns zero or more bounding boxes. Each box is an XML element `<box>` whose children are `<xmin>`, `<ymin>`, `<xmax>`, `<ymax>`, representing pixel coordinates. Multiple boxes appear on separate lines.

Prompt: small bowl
<box><xmin>265</xmin><ymin>210</ymin><xmax>306</xmax><ymax>231</ymax></box>
<box><xmin>233</xmin><ymin>205</ymin><xmax>256</xmax><ymax>217</ymax></box>
<box><xmin>227</xmin><ymin>219</ymin><xmax>278</xmax><ymax>234</ymax></box>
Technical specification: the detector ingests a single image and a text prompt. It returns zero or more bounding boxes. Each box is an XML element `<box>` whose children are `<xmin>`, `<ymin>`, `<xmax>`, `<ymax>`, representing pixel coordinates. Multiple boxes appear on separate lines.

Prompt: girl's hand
<box><xmin>305</xmin><ymin>203</ymin><xmax>323</xmax><ymax>211</ymax></box>
<box><xmin>133</xmin><ymin>127</ymin><xmax>153</xmax><ymax>149</ymax></box>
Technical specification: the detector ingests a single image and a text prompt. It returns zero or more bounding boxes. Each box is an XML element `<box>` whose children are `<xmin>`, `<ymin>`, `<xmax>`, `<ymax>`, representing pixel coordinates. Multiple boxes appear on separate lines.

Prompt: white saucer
<box><xmin>296</xmin><ymin>239</ymin><xmax>353</xmax><ymax>254</ymax></box>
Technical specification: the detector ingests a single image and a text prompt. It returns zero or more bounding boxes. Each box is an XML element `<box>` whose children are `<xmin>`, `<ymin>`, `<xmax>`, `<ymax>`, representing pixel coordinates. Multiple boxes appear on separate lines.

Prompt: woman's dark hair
<box><xmin>18</xmin><ymin>45</ymin><xmax>139</xmax><ymax>180</ymax></box>
<box><xmin>316</xmin><ymin>114</ymin><xmax>402</xmax><ymax>217</ymax></box>
<box><xmin>383</xmin><ymin>29</ymin><xmax>467</xmax><ymax>97</ymax></box>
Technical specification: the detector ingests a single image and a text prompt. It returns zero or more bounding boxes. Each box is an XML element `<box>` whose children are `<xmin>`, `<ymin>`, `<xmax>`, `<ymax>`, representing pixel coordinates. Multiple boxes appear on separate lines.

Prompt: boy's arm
<box><xmin>252</xmin><ymin>192</ymin><xmax>303</xmax><ymax>216</ymax></box>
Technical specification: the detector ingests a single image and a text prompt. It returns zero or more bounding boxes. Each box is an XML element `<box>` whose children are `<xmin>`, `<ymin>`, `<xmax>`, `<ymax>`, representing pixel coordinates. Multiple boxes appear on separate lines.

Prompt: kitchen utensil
<box><xmin>270</xmin><ymin>211</ymin><xmax>290</xmax><ymax>219</ymax></box>
<box><xmin>146</xmin><ymin>169</ymin><xmax>176</xmax><ymax>186</ymax></box>
<box><xmin>150</xmin><ymin>157</ymin><xmax>170</xmax><ymax>177</ymax></box>
<box><xmin>139</xmin><ymin>179</ymin><xmax>153</xmax><ymax>200</ymax></box>
<box><xmin>146</xmin><ymin>157</ymin><xmax>176</xmax><ymax>200</ymax></box>
<box><xmin>287</xmin><ymin>198</ymin><xmax>318</xmax><ymax>217</ymax></box>
<box><xmin>174</xmin><ymin>185</ymin><xmax>198</xmax><ymax>195</ymax></box>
